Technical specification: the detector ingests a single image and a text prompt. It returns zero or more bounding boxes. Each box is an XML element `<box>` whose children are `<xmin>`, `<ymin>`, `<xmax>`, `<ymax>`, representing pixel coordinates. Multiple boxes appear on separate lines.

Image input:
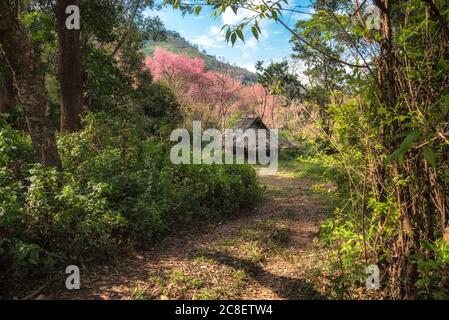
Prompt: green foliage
<box><xmin>0</xmin><ymin>113</ymin><xmax>260</xmax><ymax>293</ymax></box>
<box><xmin>134</xmin><ymin>79</ymin><xmax>181</xmax><ymax>133</ymax></box>
<box><xmin>22</xmin><ymin>10</ymin><xmax>56</xmax><ymax>50</ymax></box>
<box><xmin>412</xmin><ymin>239</ymin><xmax>449</xmax><ymax>299</ymax></box>
<box><xmin>319</xmin><ymin>212</ymin><xmax>367</xmax><ymax>298</ymax></box>
<box><xmin>82</xmin><ymin>44</ymin><xmax>134</xmax><ymax>110</ymax></box>
<box><xmin>255</xmin><ymin>60</ymin><xmax>305</xmax><ymax>103</ymax></box>
<box><xmin>160</xmin><ymin>163</ymin><xmax>260</xmax><ymax>224</ymax></box>
<box><xmin>77</xmin><ymin>0</ymin><xmax>166</xmax><ymax>112</ymax></box>
<box><xmin>0</xmin><ymin>118</ymin><xmax>33</xmax><ymax>167</ymax></box>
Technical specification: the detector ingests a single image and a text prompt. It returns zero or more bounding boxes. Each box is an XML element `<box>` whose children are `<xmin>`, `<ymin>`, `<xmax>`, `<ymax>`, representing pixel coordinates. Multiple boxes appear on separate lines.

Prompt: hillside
<box><xmin>144</xmin><ymin>31</ymin><xmax>257</xmax><ymax>84</ymax></box>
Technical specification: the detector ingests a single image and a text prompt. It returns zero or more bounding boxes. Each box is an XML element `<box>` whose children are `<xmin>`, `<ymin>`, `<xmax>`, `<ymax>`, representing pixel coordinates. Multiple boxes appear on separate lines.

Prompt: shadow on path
<box><xmin>199</xmin><ymin>249</ymin><xmax>324</xmax><ymax>300</ymax></box>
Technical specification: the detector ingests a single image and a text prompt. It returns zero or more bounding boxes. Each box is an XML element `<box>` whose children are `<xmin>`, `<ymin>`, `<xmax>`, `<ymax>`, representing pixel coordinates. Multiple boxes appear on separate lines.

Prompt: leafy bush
<box><xmin>319</xmin><ymin>210</ymin><xmax>367</xmax><ymax>296</ymax></box>
<box><xmin>413</xmin><ymin>239</ymin><xmax>449</xmax><ymax>299</ymax></box>
<box><xmin>0</xmin><ymin>113</ymin><xmax>261</xmax><ymax>294</ymax></box>
<box><xmin>135</xmin><ymin>80</ymin><xmax>181</xmax><ymax>130</ymax></box>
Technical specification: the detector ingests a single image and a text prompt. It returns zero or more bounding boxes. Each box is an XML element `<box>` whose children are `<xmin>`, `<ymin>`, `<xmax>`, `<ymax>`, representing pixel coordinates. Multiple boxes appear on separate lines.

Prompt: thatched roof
<box><xmin>230</xmin><ymin>117</ymin><xmax>268</xmax><ymax>131</ymax></box>
<box><xmin>227</xmin><ymin>117</ymin><xmax>298</xmax><ymax>150</ymax></box>
<box><xmin>278</xmin><ymin>137</ymin><xmax>298</xmax><ymax>150</ymax></box>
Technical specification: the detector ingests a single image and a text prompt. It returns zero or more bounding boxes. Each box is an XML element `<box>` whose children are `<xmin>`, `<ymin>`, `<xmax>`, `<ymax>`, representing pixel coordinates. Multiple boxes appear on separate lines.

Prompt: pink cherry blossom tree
<box><xmin>145</xmin><ymin>48</ymin><xmax>284</xmax><ymax>128</ymax></box>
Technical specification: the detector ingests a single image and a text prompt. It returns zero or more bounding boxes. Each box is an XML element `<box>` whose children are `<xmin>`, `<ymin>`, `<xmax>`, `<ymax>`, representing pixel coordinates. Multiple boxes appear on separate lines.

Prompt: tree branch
<box><xmin>422</xmin><ymin>0</ymin><xmax>449</xmax><ymax>41</ymax></box>
<box><xmin>111</xmin><ymin>0</ymin><xmax>142</xmax><ymax>58</ymax></box>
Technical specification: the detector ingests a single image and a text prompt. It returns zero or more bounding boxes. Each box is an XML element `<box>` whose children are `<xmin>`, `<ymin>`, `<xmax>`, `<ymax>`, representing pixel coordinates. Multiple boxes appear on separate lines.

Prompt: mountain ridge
<box><xmin>144</xmin><ymin>31</ymin><xmax>257</xmax><ymax>84</ymax></box>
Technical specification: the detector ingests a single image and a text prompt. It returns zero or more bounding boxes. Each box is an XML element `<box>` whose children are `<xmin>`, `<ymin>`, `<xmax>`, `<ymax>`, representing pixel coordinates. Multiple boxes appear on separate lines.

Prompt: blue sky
<box><xmin>147</xmin><ymin>1</ymin><xmax>313</xmax><ymax>72</ymax></box>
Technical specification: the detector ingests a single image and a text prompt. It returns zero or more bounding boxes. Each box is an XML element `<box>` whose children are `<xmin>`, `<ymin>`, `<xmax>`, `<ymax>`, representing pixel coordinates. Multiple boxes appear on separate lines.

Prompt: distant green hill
<box><xmin>144</xmin><ymin>31</ymin><xmax>257</xmax><ymax>84</ymax></box>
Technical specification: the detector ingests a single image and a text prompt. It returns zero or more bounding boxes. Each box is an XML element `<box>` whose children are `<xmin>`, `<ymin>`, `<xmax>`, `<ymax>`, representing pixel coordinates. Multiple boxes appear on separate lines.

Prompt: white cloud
<box><xmin>241</xmin><ymin>27</ymin><xmax>269</xmax><ymax>51</ymax></box>
<box><xmin>244</xmin><ymin>37</ymin><xmax>258</xmax><ymax>50</ymax></box>
<box><xmin>191</xmin><ymin>35</ymin><xmax>224</xmax><ymax>48</ymax></box>
<box><xmin>222</xmin><ymin>7</ymin><xmax>255</xmax><ymax>26</ymax></box>
<box><xmin>208</xmin><ymin>26</ymin><xmax>222</xmax><ymax>36</ymax></box>
<box><xmin>191</xmin><ymin>26</ymin><xmax>227</xmax><ymax>49</ymax></box>
<box><xmin>240</xmin><ymin>62</ymin><xmax>257</xmax><ymax>73</ymax></box>
<box><xmin>291</xmin><ymin>13</ymin><xmax>311</xmax><ymax>21</ymax></box>
<box><xmin>290</xmin><ymin>6</ymin><xmax>315</xmax><ymax>22</ymax></box>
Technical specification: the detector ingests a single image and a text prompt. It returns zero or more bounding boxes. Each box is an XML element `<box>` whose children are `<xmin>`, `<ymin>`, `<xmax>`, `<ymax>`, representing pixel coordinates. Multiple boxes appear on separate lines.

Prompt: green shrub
<box><xmin>413</xmin><ymin>239</ymin><xmax>449</xmax><ymax>299</ymax></box>
<box><xmin>0</xmin><ymin>113</ymin><xmax>261</xmax><ymax>294</ymax></box>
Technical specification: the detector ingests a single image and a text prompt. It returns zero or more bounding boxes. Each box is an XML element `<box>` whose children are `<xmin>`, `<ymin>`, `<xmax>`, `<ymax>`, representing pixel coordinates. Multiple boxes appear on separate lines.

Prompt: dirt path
<box><xmin>52</xmin><ymin>171</ymin><xmax>335</xmax><ymax>300</ymax></box>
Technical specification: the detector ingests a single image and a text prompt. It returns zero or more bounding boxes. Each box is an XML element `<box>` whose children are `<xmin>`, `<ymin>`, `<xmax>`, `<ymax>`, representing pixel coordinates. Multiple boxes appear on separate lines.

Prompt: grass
<box><xmin>216</xmin><ymin>237</ymin><xmax>240</xmax><ymax>247</ymax></box>
<box><xmin>148</xmin><ymin>269</ymin><xmax>207</xmax><ymax>299</ymax></box>
<box><xmin>250</xmin><ymin>149</ymin><xmax>329</xmax><ymax>182</ymax></box>
<box><xmin>147</xmin><ymin>266</ymin><xmax>249</xmax><ymax>300</ymax></box>
<box><xmin>196</xmin><ymin>217</ymin><xmax>293</xmax><ymax>269</ymax></box>
<box><xmin>240</xmin><ymin>220</ymin><xmax>291</xmax><ymax>252</ymax></box>
<box><xmin>278</xmin><ymin>156</ymin><xmax>327</xmax><ymax>180</ymax></box>
<box><xmin>131</xmin><ymin>285</ymin><xmax>147</xmax><ymax>300</ymax></box>
<box><xmin>193</xmin><ymin>255</ymin><xmax>217</xmax><ymax>265</ymax></box>
<box><xmin>145</xmin><ymin>214</ymin><xmax>296</xmax><ymax>299</ymax></box>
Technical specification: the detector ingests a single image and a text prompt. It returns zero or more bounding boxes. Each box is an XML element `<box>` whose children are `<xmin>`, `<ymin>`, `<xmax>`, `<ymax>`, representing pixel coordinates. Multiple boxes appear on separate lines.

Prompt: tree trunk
<box><xmin>0</xmin><ymin>0</ymin><xmax>61</xmax><ymax>168</ymax></box>
<box><xmin>375</xmin><ymin>0</ymin><xmax>418</xmax><ymax>299</ymax></box>
<box><xmin>56</xmin><ymin>0</ymin><xmax>83</xmax><ymax>132</ymax></box>
<box><xmin>0</xmin><ymin>51</ymin><xmax>16</xmax><ymax>114</ymax></box>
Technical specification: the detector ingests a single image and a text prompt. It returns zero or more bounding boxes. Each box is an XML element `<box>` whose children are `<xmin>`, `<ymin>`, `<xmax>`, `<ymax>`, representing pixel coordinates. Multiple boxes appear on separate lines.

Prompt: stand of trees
<box><xmin>0</xmin><ymin>0</ymin><xmax>165</xmax><ymax>167</ymax></box>
<box><xmin>146</xmin><ymin>48</ymin><xmax>285</xmax><ymax>129</ymax></box>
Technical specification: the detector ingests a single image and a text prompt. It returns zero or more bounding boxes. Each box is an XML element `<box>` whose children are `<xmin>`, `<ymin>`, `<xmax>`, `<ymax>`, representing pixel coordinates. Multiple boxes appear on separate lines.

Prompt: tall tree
<box><xmin>0</xmin><ymin>51</ymin><xmax>16</xmax><ymax>114</ymax></box>
<box><xmin>256</xmin><ymin>60</ymin><xmax>306</xmax><ymax>128</ymax></box>
<box><xmin>56</xmin><ymin>0</ymin><xmax>83</xmax><ymax>132</ymax></box>
<box><xmin>0</xmin><ymin>0</ymin><xmax>61</xmax><ymax>168</ymax></box>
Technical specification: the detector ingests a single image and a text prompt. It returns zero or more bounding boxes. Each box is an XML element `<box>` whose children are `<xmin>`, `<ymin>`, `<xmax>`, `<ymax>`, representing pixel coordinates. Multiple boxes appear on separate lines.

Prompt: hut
<box><xmin>278</xmin><ymin>136</ymin><xmax>298</xmax><ymax>151</ymax></box>
<box><xmin>225</xmin><ymin>117</ymin><xmax>297</xmax><ymax>158</ymax></box>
